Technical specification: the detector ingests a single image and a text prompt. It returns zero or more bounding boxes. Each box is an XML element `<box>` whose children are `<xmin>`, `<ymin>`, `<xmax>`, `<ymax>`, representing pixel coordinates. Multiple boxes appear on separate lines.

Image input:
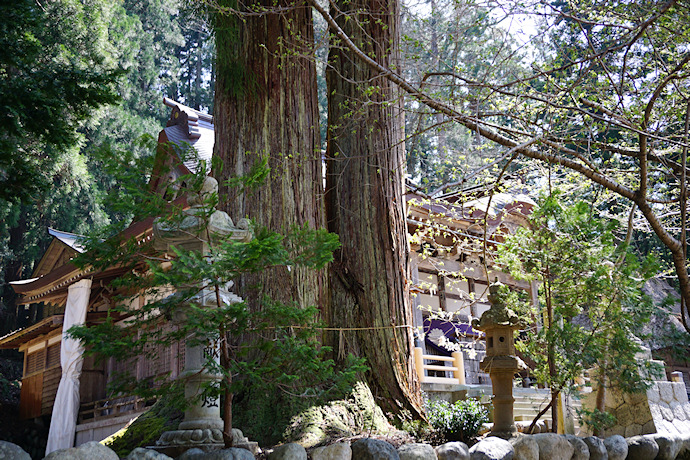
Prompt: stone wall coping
<box><xmin>75</xmin><ymin>411</ymin><xmax>146</xmax><ymax>432</ymax></box>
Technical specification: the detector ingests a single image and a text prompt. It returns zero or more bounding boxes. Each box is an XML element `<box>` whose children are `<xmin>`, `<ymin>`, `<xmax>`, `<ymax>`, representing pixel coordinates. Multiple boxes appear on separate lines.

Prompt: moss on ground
<box><xmin>100</xmin><ymin>381</ymin><xmax>392</xmax><ymax>452</ymax></box>
<box><xmin>283</xmin><ymin>381</ymin><xmax>394</xmax><ymax>448</ymax></box>
<box><xmin>102</xmin><ymin>396</ymin><xmax>183</xmax><ymax>458</ymax></box>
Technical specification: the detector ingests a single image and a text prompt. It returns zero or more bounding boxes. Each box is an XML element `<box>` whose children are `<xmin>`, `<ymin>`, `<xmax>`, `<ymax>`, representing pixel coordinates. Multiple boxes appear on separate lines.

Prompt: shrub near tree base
<box><xmin>425</xmin><ymin>398</ymin><xmax>489</xmax><ymax>444</ymax></box>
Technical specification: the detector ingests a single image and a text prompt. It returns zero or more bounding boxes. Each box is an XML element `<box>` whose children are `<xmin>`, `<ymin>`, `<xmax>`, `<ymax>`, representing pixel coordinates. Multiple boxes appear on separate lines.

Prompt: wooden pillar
<box><xmin>414</xmin><ymin>347</ymin><xmax>425</xmax><ymax>382</ymax></box>
<box><xmin>451</xmin><ymin>351</ymin><xmax>465</xmax><ymax>385</ymax></box>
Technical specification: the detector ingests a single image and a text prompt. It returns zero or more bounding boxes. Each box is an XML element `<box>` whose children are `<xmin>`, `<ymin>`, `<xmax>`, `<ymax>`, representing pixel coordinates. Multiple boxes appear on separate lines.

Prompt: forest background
<box><xmin>2</xmin><ymin>0</ymin><xmax>690</xmax><ymax>442</ymax></box>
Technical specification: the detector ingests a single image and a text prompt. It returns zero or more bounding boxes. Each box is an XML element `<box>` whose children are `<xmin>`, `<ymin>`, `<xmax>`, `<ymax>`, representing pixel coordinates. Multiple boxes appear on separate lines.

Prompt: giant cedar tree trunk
<box><xmin>213</xmin><ymin>3</ymin><xmax>325</xmax><ymax>445</ymax></box>
<box><xmin>324</xmin><ymin>0</ymin><xmax>423</xmax><ymax>416</ymax></box>
<box><xmin>213</xmin><ymin>0</ymin><xmax>325</xmax><ymax>310</ymax></box>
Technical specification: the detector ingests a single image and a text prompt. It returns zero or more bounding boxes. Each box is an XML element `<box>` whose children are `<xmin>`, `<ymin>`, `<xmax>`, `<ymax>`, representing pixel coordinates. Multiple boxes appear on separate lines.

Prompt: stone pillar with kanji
<box><xmin>152</xmin><ymin>176</ymin><xmax>252</xmax><ymax>454</ymax></box>
<box><xmin>472</xmin><ymin>279</ymin><xmax>525</xmax><ymax>437</ymax></box>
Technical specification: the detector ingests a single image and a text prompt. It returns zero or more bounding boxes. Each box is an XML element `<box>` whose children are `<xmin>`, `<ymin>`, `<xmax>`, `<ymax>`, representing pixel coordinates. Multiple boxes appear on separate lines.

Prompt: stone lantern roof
<box><xmin>471</xmin><ymin>280</ymin><xmax>524</xmax><ymax>331</ymax></box>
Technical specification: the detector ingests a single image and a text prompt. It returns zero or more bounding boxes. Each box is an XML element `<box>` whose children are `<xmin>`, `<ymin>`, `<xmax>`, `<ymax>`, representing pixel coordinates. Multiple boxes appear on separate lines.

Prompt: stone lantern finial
<box><xmin>153</xmin><ymin>176</ymin><xmax>252</xmax><ymax>253</ymax></box>
<box><xmin>187</xmin><ymin>175</ymin><xmax>219</xmax><ymax>207</ymax></box>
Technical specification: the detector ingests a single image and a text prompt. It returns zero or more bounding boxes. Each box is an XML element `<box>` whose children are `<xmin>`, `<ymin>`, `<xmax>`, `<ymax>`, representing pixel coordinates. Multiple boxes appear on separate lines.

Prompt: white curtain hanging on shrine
<box><xmin>45</xmin><ymin>278</ymin><xmax>92</xmax><ymax>455</ymax></box>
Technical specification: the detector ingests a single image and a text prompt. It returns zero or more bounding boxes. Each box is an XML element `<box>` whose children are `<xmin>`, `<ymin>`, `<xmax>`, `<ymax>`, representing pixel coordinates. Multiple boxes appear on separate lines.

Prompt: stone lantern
<box><xmin>152</xmin><ymin>176</ymin><xmax>252</xmax><ymax>455</ymax></box>
<box><xmin>472</xmin><ymin>279</ymin><xmax>525</xmax><ymax>437</ymax></box>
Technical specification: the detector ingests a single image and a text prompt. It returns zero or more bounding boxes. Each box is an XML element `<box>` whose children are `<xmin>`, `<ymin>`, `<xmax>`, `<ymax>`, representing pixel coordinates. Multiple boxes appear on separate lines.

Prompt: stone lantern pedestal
<box><xmin>472</xmin><ymin>280</ymin><xmax>525</xmax><ymax>438</ymax></box>
<box><xmin>480</xmin><ymin>355</ymin><xmax>521</xmax><ymax>436</ymax></box>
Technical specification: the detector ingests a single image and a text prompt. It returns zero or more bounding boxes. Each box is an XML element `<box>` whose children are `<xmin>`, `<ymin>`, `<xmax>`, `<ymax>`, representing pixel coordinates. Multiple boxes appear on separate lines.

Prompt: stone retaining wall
<box><xmin>647</xmin><ymin>381</ymin><xmax>690</xmax><ymax>436</ymax></box>
<box><xmin>10</xmin><ymin>430</ymin><xmax>690</xmax><ymax>460</ymax></box>
<box><xmin>581</xmin><ymin>379</ymin><xmax>690</xmax><ymax>438</ymax></box>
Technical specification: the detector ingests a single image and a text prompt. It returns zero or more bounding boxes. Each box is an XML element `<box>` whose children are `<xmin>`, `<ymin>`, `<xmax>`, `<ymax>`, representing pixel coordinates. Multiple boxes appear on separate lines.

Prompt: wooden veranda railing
<box><xmin>78</xmin><ymin>394</ymin><xmax>156</xmax><ymax>423</ymax></box>
<box><xmin>414</xmin><ymin>347</ymin><xmax>465</xmax><ymax>385</ymax></box>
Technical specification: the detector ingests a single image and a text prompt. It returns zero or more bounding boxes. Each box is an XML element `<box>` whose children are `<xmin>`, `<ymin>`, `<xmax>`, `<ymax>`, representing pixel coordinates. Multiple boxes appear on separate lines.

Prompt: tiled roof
<box><xmin>162</xmin><ymin>97</ymin><xmax>214</xmax><ymax>174</ymax></box>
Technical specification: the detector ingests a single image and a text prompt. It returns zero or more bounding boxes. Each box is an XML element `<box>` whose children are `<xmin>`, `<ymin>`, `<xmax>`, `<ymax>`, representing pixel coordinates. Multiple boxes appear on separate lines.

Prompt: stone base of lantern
<box><xmin>154</xmin><ymin>428</ymin><xmax>224</xmax><ymax>456</ymax></box>
<box><xmin>152</xmin><ymin>348</ymin><xmax>236</xmax><ymax>456</ymax></box>
<box><xmin>152</xmin><ymin>427</ymin><xmax>259</xmax><ymax>457</ymax></box>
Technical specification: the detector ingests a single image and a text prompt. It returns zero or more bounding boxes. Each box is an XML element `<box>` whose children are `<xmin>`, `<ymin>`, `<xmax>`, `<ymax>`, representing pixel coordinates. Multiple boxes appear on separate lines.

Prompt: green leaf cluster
<box><xmin>0</xmin><ymin>0</ymin><xmax>121</xmax><ymax>200</ymax></box>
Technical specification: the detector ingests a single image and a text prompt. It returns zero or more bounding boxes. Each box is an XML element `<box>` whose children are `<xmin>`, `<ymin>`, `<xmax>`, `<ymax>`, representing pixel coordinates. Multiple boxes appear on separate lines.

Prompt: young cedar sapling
<box><xmin>69</xmin><ymin>149</ymin><xmax>364</xmax><ymax>448</ymax></box>
<box><xmin>497</xmin><ymin>191</ymin><xmax>662</xmax><ymax>434</ymax></box>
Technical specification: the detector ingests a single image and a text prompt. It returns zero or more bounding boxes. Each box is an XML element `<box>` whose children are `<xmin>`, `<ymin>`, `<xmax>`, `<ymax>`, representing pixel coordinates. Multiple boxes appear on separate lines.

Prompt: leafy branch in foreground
<box><xmin>311</xmin><ymin>0</ymin><xmax>690</xmax><ymax>332</ymax></box>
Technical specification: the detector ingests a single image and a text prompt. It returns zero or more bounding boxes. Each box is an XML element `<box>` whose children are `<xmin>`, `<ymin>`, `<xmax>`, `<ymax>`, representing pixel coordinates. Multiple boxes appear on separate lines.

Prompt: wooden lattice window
<box><xmin>143</xmin><ymin>341</ymin><xmax>177</xmax><ymax>382</ymax></box>
<box><xmin>158</xmin><ymin>343</ymin><xmax>171</xmax><ymax>376</ymax></box>
<box><xmin>112</xmin><ymin>356</ymin><xmax>136</xmax><ymax>382</ymax></box>
<box><xmin>141</xmin><ymin>342</ymin><xmax>159</xmax><ymax>379</ymax></box>
<box><xmin>25</xmin><ymin>349</ymin><xmax>46</xmax><ymax>376</ymax></box>
<box><xmin>46</xmin><ymin>344</ymin><xmax>61</xmax><ymax>370</ymax></box>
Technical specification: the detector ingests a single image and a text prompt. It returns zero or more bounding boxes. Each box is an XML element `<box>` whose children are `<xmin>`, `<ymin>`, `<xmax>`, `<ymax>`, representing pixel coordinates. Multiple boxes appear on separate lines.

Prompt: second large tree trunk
<box><xmin>324</xmin><ymin>0</ymin><xmax>423</xmax><ymax>416</ymax></box>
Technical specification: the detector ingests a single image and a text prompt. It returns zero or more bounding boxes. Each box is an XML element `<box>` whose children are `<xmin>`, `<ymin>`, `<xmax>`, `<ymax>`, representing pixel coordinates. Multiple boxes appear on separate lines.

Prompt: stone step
<box><xmin>512</xmin><ymin>394</ymin><xmax>582</xmax><ymax>434</ymax></box>
<box><xmin>513</xmin><ymin>403</ymin><xmax>549</xmax><ymax>410</ymax></box>
<box><xmin>515</xmin><ymin>414</ymin><xmax>552</xmax><ymax>422</ymax></box>
<box><xmin>514</xmin><ymin>403</ymin><xmax>548</xmax><ymax>408</ymax></box>
<box><xmin>514</xmin><ymin>413</ymin><xmax>551</xmax><ymax>421</ymax></box>
<box><xmin>514</xmin><ymin>408</ymin><xmax>550</xmax><ymax>414</ymax></box>
<box><xmin>514</xmin><ymin>401</ymin><xmax>550</xmax><ymax>407</ymax></box>
<box><xmin>513</xmin><ymin>401</ymin><xmax>551</xmax><ymax>406</ymax></box>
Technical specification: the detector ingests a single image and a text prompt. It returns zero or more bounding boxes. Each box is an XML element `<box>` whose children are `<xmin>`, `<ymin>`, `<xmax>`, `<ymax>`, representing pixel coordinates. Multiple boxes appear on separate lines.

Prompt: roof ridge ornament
<box><xmin>163</xmin><ymin>97</ymin><xmax>213</xmax><ymax>141</ymax></box>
